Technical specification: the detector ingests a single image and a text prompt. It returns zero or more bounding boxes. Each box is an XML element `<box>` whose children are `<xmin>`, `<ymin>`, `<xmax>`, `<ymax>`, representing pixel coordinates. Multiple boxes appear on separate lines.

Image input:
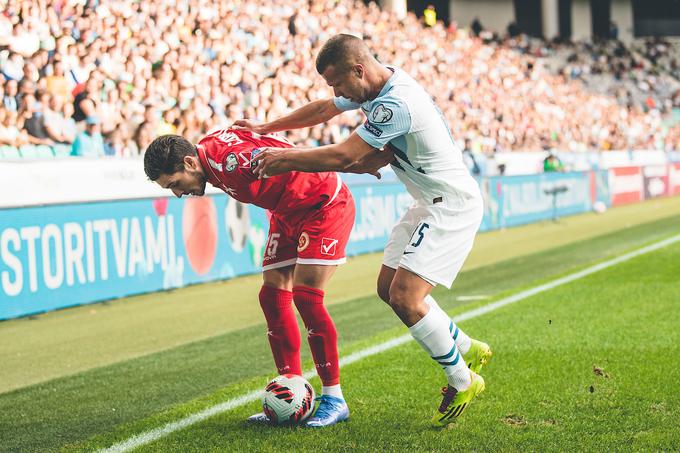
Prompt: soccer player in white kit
<box><xmin>238</xmin><ymin>34</ymin><xmax>492</xmax><ymax>427</ymax></box>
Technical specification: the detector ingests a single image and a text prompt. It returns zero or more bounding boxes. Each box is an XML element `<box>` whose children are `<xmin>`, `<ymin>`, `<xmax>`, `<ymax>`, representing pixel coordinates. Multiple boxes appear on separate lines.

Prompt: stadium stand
<box><xmin>0</xmin><ymin>0</ymin><xmax>678</xmax><ymax>159</ymax></box>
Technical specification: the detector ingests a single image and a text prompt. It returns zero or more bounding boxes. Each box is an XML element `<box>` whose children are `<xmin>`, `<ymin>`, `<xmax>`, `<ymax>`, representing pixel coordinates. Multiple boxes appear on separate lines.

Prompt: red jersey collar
<box><xmin>196</xmin><ymin>144</ymin><xmax>222</xmax><ymax>188</ymax></box>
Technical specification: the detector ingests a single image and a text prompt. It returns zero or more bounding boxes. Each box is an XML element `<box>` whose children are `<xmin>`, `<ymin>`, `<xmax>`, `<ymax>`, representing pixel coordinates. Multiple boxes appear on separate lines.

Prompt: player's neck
<box><xmin>367</xmin><ymin>64</ymin><xmax>394</xmax><ymax>101</ymax></box>
<box><xmin>197</xmin><ymin>161</ymin><xmax>207</xmax><ymax>179</ymax></box>
<box><xmin>192</xmin><ymin>149</ymin><xmax>208</xmax><ymax>180</ymax></box>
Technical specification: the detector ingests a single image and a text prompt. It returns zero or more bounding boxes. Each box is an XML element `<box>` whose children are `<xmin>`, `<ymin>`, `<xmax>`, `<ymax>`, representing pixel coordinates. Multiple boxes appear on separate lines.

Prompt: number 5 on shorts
<box><xmin>265</xmin><ymin>233</ymin><xmax>280</xmax><ymax>258</ymax></box>
<box><xmin>410</xmin><ymin>223</ymin><xmax>430</xmax><ymax>247</ymax></box>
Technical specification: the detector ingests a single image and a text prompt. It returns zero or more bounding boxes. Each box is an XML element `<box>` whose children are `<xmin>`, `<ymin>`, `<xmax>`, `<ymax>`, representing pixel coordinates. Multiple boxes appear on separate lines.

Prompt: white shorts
<box><xmin>383</xmin><ymin>198</ymin><xmax>483</xmax><ymax>288</ymax></box>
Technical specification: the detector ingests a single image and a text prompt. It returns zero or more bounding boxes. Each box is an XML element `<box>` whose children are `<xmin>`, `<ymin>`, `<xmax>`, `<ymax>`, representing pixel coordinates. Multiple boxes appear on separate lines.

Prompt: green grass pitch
<box><xmin>1</xmin><ymin>198</ymin><xmax>679</xmax><ymax>452</ymax></box>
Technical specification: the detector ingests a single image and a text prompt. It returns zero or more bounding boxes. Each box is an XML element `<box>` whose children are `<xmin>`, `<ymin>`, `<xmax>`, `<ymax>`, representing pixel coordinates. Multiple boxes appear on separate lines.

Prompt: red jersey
<box><xmin>196</xmin><ymin>128</ymin><xmax>342</xmax><ymax>214</ymax></box>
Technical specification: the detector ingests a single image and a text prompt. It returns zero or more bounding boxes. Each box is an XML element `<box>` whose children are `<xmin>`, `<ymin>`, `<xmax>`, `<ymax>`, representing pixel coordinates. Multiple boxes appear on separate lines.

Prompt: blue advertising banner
<box><xmin>0</xmin><ymin>170</ymin><xmax>611</xmax><ymax>320</ymax></box>
<box><xmin>0</xmin><ymin>196</ymin><xmax>270</xmax><ymax>319</ymax></box>
<box><xmin>346</xmin><ymin>181</ymin><xmax>412</xmax><ymax>256</ymax></box>
<box><xmin>482</xmin><ymin>171</ymin><xmax>599</xmax><ymax>229</ymax></box>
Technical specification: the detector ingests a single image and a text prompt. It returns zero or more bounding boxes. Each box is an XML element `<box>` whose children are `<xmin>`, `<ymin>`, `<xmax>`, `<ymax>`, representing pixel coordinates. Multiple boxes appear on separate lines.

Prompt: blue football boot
<box><xmin>305</xmin><ymin>395</ymin><xmax>350</xmax><ymax>427</ymax></box>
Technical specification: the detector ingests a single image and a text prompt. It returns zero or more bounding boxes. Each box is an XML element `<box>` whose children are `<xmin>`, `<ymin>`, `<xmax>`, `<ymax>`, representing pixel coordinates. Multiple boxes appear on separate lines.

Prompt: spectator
<box><xmin>423</xmin><ymin>5</ymin><xmax>436</xmax><ymax>28</ymax></box>
<box><xmin>3</xmin><ymin>79</ymin><xmax>18</xmax><ymax>112</ymax></box>
<box><xmin>0</xmin><ymin>0</ymin><xmax>677</xmax><ymax>159</ymax></box>
<box><xmin>71</xmin><ymin>115</ymin><xmax>105</xmax><ymax>157</ymax></box>
<box><xmin>1</xmin><ymin>52</ymin><xmax>25</xmax><ymax>81</ymax></box>
<box><xmin>44</xmin><ymin>95</ymin><xmax>75</xmax><ymax>144</ymax></box>
<box><xmin>0</xmin><ymin>109</ymin><xmax>30</xmax><ymax>147</ymax></box>
<box><xmin>498</xmin><ymin>163</ymin><xmax>507</xmax><ymax>176</ymax></box>
<box><xmin>72</xmin><ymin>75</ymin><xmax>101</xmax><ymax>124</ymax></box>
<box><xmin>609</xmin><ymin>21</ymin><xmax>619</xmax><ymax>41</ymax></box>
<box><xmin>543</xmin><ymin>152</ymin><xmax>565</xmax><ymax>172</ymax></box>
<box><xmin>45</xmin><ymin>60</ymin><xmax>71</xmax><ymax>103</ymax></box>
<box><xmin>471</xmin><ymin>17</ymin><xmax>483</xmax><ymax>37</ymax></box>
<box><xmin>16</xmin><ymin>79</ymin><xmax>35</xmax><ymax>108</ymax></box>
<box><xmin>158</xmin><ymin>108</ymin><xmax>179</xmax><ymax>136</ymax></box>
<box><xmin>20</xmin><ymin>93</ymin><xmax>54</xmax><ymax>146</ymax></box>
<box><xmin>462</xmin><ymin>139</ymin><xmax>481</xmax><ymax>176</ymax></box>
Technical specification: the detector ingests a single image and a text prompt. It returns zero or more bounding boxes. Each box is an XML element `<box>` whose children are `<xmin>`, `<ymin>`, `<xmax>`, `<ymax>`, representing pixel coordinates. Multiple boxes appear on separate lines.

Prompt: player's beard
<box><xmin>195</xmin><ymin>173</ymin><xmax>207</xmax><ymax>196</ymax></box>
<box><xmin>190</xmin><ymin>169</ymin><xmax>208</xmax><ymax>196</ymax></box>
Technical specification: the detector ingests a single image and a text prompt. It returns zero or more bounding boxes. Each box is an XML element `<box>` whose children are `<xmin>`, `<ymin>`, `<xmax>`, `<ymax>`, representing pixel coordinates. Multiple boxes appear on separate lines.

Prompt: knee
<box><xmin>387</xmin><ymin>283</ymin><xmax>411</xmax><ymax>314</ymax></box>
<box><xmin>294</xmin><ymin>274</ymin><xmax>316</xmax><ymax>289</ymax></box>
<box><xmin>262</xmin><ymin>267</ymin><xmax>293</xmax><ymax>291</ymax></box>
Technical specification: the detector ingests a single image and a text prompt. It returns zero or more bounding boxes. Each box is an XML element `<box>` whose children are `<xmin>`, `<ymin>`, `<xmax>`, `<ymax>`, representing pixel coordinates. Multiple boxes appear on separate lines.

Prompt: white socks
<box><xmin>408</xmin><ymin>305</ymin><xmax>471</xmax><ymax>391</ymax></box>
<box><xmin>425</xmin><ymin>295</ymin><xmax>472</xmax><ymax>355</ymax></box>
<box><xmin>322</xmin><ymin>384</ymin><xmax>344</xmax><ymax>400</ymax></box>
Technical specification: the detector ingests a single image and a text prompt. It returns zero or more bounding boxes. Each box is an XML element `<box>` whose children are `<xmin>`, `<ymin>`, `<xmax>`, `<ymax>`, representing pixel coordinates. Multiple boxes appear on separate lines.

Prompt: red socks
<box><xmin>293</xmin><ymin>286</ymin><xmax>340</xmax><ymax>386</ymax></box>
<box><xmin>258</xmin><ymin>285</ymin><xmax>340</xmax><ymax>387</ymax></box>
<box><xmin>259</xmin><ymin>285</ymin><xmax>301</xmax><ymax>376</ymax></box>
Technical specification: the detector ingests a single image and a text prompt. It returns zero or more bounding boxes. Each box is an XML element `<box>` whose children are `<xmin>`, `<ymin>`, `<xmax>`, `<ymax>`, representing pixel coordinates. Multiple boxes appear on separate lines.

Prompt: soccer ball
<box><xmin>262</xmin><ymin>374</ymin><xmax>315</xmax><ymax>425</ymax></box>
<box><xmin>593</xmin><ymin>201</ymin><xmax>607</xmax><ymax>214</ymax></box>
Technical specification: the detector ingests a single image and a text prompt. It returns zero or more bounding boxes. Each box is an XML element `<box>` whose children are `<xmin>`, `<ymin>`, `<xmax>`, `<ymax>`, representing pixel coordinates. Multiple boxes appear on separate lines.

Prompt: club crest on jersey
<box><xmin>225</xmin><ymin>153</ymin><xmax>238</xmax><ymax>172</ymax></box>
<box><xmin>371</xmin><ymin>104</ymin><xmax>393</xmax><ymax>123</ymax></box>
<box><xmin>297</xmin><ymin>232</ymin><xmax>310</xmax><ymax>252</ymax></box>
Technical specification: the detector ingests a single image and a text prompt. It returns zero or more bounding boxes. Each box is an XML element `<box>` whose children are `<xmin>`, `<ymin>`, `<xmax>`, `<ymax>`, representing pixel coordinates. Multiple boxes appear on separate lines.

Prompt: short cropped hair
<box><xmin>143</xmin><ymin>134</ymin><xmax>196</xmax><ymax>181</ymax></box>
<box><xmin>315</xmin><ymin>33</ymin><xmax>368</xmax><ymax>74</ymax></box>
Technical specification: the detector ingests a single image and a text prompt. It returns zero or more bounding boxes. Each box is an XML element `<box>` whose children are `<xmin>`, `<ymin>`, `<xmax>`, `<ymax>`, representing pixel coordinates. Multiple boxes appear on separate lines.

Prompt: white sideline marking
<box><xmin>100</xmin><ymin>233</ymin><xmax>680</xmax><ymax>453</ymax></box>
<box><xmin>456</xmin><ymin>295</ymin><xmax>490</xmax><ymax>301</ymax></box>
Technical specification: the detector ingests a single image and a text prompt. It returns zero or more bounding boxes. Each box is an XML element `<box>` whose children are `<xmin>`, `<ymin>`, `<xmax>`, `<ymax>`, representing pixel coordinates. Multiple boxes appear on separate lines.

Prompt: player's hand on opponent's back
<box><xmin>232</xmin><ymin>119</ymin><xmax>269</xmax><ymax>135</ymax></box>
<box><xmin>251</xmin><ymin>147</ymin><xmax>289</xmax><ymax>179</ymax></box>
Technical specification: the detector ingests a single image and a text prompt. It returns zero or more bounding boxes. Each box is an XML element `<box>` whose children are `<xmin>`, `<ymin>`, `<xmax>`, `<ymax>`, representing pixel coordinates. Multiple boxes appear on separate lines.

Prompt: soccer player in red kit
<box><xmin>143</xmin><ymin>128</ymin><xmax>392</xmax><ymax>427</ymax></box>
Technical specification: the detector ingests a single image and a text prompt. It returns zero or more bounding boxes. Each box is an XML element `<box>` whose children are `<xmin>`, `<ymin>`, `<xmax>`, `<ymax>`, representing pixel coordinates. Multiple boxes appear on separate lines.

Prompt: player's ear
<box><xmin>353</xmin><ymin>64</ymin><xmax>364</xmax><ymax>79</ymax></box>
<box><xmin>183</xmin><ymin>155</ymin><xmax>197</xmax><ymax>170</ymax></box>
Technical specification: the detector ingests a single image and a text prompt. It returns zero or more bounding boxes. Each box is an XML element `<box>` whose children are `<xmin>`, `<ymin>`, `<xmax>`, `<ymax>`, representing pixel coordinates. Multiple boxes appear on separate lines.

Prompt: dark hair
<box><xmin>143</xmin><ymin>134</ymin><xmax>197</xmax><ymax>181</ymax></box>
<box><xmin>315</xmin><ymin>34</ymin><xmax>366</xmax><ymax>74</ymax></box>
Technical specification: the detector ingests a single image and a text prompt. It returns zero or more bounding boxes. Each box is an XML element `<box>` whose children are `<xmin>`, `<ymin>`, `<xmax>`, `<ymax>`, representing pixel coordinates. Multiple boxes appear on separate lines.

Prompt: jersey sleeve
<box><xmin>356</xmin><ymin>97</ymin><xmax>411</xmax><ymax>149</ymax></box>
<box><xmin>333</xmin><ymin>96</ymin><xmax>361</xmax><ymax>112</ymax></box>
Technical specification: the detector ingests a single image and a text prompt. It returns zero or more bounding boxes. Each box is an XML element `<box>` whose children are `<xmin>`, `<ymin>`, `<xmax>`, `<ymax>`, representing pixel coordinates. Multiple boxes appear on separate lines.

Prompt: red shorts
<box><xmin>262</xmin><ymin>184</ymin><xmax>355</xmax><ymax>271</ymax></box>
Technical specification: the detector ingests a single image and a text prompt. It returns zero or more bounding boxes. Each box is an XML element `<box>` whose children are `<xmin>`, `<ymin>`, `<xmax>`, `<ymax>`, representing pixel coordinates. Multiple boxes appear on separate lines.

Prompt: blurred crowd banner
<box><xmin>0</xmin><ymin>165</ymin><xmax>678</xmax><ymax>320</ymax></box>
<box><xmin>479</xmin><ymin>171</ymin><xmax>609</xmax><ymax>230</ymax></box>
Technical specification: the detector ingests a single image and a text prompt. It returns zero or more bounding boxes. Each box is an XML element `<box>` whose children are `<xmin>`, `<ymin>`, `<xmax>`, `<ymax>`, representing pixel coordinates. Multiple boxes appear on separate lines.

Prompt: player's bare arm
<box><xmin>345</xmin><ymin>144</ymin><xmax>395</xmax><ymax>177</ymax></box>
<box><xmin>233</xmin><ymin>99</ymin><xmax>342</xmax><ymax>134</ymax></box>
<box><xmin>251</xmin><ymin>131</ymin><xmax>393</xmax><ymax>178</ymax></box>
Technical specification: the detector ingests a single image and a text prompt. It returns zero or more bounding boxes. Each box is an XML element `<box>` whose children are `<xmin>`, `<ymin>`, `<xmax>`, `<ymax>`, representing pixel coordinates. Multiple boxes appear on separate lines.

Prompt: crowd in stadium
<box><xmin>0</xmin><ymin>0</ymin><xmax>679</xmax><ymax>159</ymax></box>
<box><xmin>495</xmin><ymin>30</ymin><xmax>680</xmax><ymax>113</ymax></box>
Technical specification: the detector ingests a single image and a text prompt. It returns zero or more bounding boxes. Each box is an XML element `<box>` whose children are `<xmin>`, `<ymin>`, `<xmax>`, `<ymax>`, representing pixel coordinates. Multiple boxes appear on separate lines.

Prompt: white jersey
<box><xmin>334</xmin><ymin>66</ymin><xmax>481</xmax><ymax>208</ymax></box>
